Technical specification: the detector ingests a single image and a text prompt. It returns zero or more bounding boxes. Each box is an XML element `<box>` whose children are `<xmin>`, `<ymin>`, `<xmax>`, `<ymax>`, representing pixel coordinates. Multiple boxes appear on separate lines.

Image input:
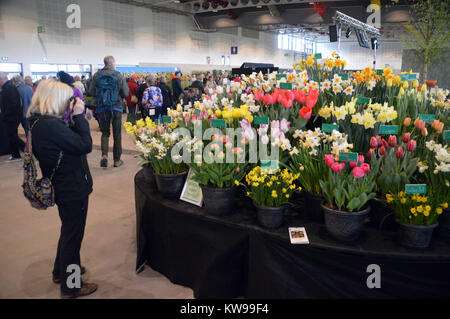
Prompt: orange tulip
<box><xmin>403</xmin><ymin>117</ymin><xmax>411</xmax><ymax>127</ymax></box>
<box><xmin>421</xmin><ymin>127</ymin><xmax>428</xmax><ymax>136</ymax></box>
<box><xmin>415</xmin><ymin>119</ymin><xmax>425</xmax><ymax>130</ymax></box>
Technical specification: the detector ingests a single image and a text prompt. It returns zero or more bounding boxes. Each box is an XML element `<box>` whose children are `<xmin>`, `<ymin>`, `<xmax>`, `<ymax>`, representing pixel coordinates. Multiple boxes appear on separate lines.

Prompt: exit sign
<box><xmin>231</xmin><ymin>46</ymin><xmax>238</xmax><ymax>55</ymax></box>
<box><xmin>37</xmin><ymin>26</ymin><xmax>46</xmax><ymax>33</ymax></box>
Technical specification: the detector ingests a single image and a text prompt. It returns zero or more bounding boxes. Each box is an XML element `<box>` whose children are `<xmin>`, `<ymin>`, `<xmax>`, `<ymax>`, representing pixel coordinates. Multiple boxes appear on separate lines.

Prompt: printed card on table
<box><xmin>288</xmin><ymin>227</ymin><xmax>310</xmax><ymax>244</ymax></box>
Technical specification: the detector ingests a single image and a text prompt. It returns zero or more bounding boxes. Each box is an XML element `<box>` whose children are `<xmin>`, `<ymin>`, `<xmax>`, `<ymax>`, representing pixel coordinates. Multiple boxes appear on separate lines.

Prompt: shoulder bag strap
<box><xmin>49</xmin><ymin>152</ymin><xmax>63</xmax><ymax>180</ymax></box>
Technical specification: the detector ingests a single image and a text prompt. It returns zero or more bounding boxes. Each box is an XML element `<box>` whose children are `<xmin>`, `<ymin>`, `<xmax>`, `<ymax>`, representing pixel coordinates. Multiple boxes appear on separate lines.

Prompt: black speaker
<box><xmin>329</xmin><ymin>25</ymin><xmax>338</xmax><ymax>42</ymax></box>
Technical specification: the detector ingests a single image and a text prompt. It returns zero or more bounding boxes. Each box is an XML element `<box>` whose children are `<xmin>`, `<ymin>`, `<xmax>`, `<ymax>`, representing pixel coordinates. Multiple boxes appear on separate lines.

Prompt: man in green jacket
<box><xmin>89</xmin><ymin>56</ymin><xmax>129</xmax><ymax>168</ymax></box>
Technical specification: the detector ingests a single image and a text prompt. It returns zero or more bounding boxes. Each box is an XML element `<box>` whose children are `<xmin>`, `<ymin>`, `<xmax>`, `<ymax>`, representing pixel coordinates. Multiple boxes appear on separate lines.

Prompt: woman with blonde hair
<box><xmin>27</xmin><ymin>79</ymin><xmax>97</xmax><ymax>298</ymax></box>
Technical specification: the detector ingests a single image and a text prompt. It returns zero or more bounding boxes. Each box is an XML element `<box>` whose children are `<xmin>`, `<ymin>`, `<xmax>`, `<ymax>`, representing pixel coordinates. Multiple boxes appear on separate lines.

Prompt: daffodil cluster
<box><xmin>386</xmin><ymin>192</ymin><xmax>447</xmax><ymax>226</ymax></box>
<box><xmin>238</xmin><ymin>166</ymin><xmax>301</xmax><ymax>207</ymax></box>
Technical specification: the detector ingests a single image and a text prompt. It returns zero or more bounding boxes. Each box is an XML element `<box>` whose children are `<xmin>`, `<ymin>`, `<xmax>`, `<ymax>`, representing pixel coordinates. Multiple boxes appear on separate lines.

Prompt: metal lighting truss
<box><xmin>333</xmin><ymin>10</ymin><xmax>381</xmax><ymax>37</ymax></box>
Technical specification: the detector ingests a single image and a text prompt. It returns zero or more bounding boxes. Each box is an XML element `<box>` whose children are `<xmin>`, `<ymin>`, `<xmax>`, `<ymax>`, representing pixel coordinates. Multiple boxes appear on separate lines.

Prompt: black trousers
<box><xmin>53</xmin><ymin>197</ymin><xmax>89</xmax><ymax>293</ymax></box>
<box><xmin>4</xmin><ymin>120</ymin><xmax>25</xmax><ymax>158</ymax></box>
<box><xmin>98</xmin><ymin>111</ymin><xmax>122</xmax><ymax>162</ymax></box>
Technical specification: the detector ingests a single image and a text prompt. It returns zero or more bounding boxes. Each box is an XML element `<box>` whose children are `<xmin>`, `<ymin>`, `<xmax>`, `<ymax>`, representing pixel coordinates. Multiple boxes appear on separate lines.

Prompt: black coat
<box><xmin>28</xmin><ymin>114</ymin><xmax>93</xmax><ymax>204</ymax></box>
<box><xmin>171</xmin><ymin>77</ymin><xmax>183</xmax><ymax>102</ymax></box>
<box><xmin>0</xmin><ymin>80</ymin><xmax>22</xmax><ymax>123</ymax></box>
<box><xmin>158</xmin><ymin>82</ymin><xmax>173</xmax><ymax>110</ymax></box>
<box><xmin>190</xmin><ymin>80</ymin><xmax>205</xmax><ymax>94</ymax></box>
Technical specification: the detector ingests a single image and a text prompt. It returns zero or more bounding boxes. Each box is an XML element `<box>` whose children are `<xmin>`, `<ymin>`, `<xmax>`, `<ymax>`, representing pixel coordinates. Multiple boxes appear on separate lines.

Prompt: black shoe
<box><xmin>61</xmin><ymin>282</ymin><xmax>98</xmax><ymax>299</ymax></box>
<box><xmin>100</xmin><ymin>156</ymin><xmax>108</xmax><ymax>168</ymax></box>
<box><xmin>53</xmin><ymin>266</ymin><xmax>86</xmax><ymax>284</ymax></box>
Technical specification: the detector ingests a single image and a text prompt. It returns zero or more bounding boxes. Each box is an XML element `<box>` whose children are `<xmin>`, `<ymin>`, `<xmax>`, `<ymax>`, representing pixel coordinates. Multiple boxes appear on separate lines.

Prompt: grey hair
<box><xmin>0</xmin><ymin>72</ymin><xmax>8</xmax><ymax>81</ymax></box>
<box><xmin>147</xmin><ymin>73</ymin><xmax>157</xmax><ymax>85</ymax></box>
<box><xmin>12</xmin><ymin>75</ymin><xmax>24</xmax><ymax>86</ymax></box>
<box><xmin>104</xmin><ymin>55</ymin><xmax>115</xmax><ymax>66</ymax></box>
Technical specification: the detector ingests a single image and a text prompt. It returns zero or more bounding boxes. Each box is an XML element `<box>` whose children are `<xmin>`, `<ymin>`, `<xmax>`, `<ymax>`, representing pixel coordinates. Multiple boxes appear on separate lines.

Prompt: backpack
<box><xmin>22</xmin><ymin>119</ymin><xmax>63</xmax><ymax>210</ymax></box>
<box><xmin>142</xmin><ymin>86</ymin><xmax>163</xmax><ymax>109</ymax></box>
<box><xmin>95</xmin><ymin>70</ymin><xmax>119</xmax><ymax>110</ymax></box>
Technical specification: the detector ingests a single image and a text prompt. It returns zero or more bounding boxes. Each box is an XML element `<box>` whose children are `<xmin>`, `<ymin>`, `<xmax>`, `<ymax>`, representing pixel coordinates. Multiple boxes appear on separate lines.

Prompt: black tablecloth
<box><xmin>135</xmin><ymin>170</ymin><xmax>450</xmax><ymax>299</ymax></box>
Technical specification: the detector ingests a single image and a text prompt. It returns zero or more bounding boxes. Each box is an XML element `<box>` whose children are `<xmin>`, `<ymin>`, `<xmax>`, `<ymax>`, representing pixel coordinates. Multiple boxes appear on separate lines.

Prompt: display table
<box><xmin>0</xmin><ymin>121</ymin><xmax>10</xmax><ymax>155</ymax></box>
<box><xmin>135</xmin><ymin>170</ymin><xmax>450</xmax><ymax>299</ymax></box>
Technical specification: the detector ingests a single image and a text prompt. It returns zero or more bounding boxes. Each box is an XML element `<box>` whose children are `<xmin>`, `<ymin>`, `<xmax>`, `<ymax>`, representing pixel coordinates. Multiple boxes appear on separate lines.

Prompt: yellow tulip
<box><xmin>402</xmin><ymin>81</ymin><xmax>409</xmax><ymax>89</ymax></box>
<box><xmin>387</xmin><ymin>79</ymin><xmax>393</xmax><ymax>87</ymax></box>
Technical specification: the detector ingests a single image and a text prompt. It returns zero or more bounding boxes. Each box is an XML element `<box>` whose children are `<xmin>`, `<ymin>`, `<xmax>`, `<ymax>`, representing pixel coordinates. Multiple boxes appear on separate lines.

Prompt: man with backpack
<box><xmin>89</xmin><ymin>56</ymin><xmax>129</xmax><ymax>168</ymax></box>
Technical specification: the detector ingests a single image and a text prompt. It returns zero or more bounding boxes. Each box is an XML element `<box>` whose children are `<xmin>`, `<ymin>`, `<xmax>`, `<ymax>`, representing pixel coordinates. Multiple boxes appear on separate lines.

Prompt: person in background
<box><xmin>191</xmin><ymin>75</ymin><xmax>205</xmax><ymax>95</ymax></box>
<box><xmin>202</xmin><ymin>73</ymin><xmax>208</xmax><ymax>86</ymax></box>
<box><xmin>142</xmin><ymin>73</ymin><xmax>163</xmax><ymax>121</ymax></box>
<box><xmin>73</xmin><ymin>76</ymin><xmax>85</xmax><ymax>95</ymax></box>
<box><xmin>27</xmin><ymin>79</ymin><xmax>97</xmax><ymax>299</ymax></box>
<box><xmin>126</xmin><ymin>75</ymin><xmax>139</xmax><ymax>124</ymax></box>
<box><xmin>89</xmin><ymin>55</ymin><xmax>129</xmax><ymax>168</ymax></box>
<box><xmin>12</xmin><ymin>75</ymin><xmax>33</xmax><ymax>136</ymax></box>
<box><xmin>205</xmin><ymin>76</ymin><xmax>216</xmax><ymax>92</ymax></box>
<box><xmin>41</xmin><ymin>75</ymin><xmax>47</xmax><ymax>81</ymax></box>
<box><xmin>157</xmin><ymin>76</ymin><xmax>173</xmax><ymax>115</ymax></box>
<box><xmin>0</xmin><ymin>72</ymin><xmax>25</xmax><ymax>162</ymax></box>
<box><xmin>171</xmin><ymin>71</ymin><xmax>183</xmax><ymax>103</ymax></box>
<box><xmin>57</xmin><ymin>71</ymin><xmax>84</xmax><ymax>101</ymax></box>
<box><xmin>136</xmin><ymin>76</ymin><xmax>148</xmax><ymax>118</ymax></box>
<box><xmin>25</xmin><ymin>76</ymin><xmax>34</xmax><ymax>89</ymax></box>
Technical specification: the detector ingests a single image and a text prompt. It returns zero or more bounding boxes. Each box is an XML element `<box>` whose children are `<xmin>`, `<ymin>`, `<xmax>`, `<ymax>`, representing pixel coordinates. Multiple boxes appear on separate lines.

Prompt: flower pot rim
<box><xmin>254</xmin><ymin>202</ymin><xmax>287</xmax><ymax>210</ymax></box>
<box><xmin>395</xmin><ymin>219</ymin><xmax>439</xmax><ymax>229</ymax></box>
<box><xmin>154</xmin><ymin>170</ymin><xmax>188</xmax><ymax>177</ymax></box>
<box><xmin>303</xmin><ymin>190</ymin><xmax>323</xmax><ymax>198</ymax></box>
<box><xmin>200</xmin><ymin>184</ymin><xmax>236</xmax><ymax>190</ymax></box>
<box><xmin>321</xmin><ymin>201</ymin><xmax>370</xmax><ymax>215</ymax></box>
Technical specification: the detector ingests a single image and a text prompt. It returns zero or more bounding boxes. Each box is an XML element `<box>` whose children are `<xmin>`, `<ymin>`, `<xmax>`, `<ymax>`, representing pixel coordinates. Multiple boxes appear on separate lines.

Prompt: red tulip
<box><xmin>381</xmin><ymin>139</ymin><xmax>388</xmax><ymax>149</ymax></box>
<box><xmin>331</xmin><ymin>162</ymin><xmax>345</xmax><ymax>173</ymax></box>
<box><xmin>286</xmin><ymin>91</ymin><xmax>295</xmax><ymax>101</ymax></box>
<box><xmin>379</xmin><ymin>146</ymin><xmax>386</xmax><ymax>156</ymax></box>
<box><xmin>406</xmin><ymin>140</ymin><xmax>417</xmax><ymax>152</ymax></box>
<box><xmin>396</xmin><ymin>146</ymin><xmax>404</xmax><ymax>159</ymax></box>
<box><xmin>370</xmin><ymin>137</ymin><xmax>378</xmax><ymax>149</ymax></box>
<box><xmin>276</xmin><ymin>92</ymin><xmax>284</xmax><ymax>103</ymax></box>
<box><xmin>376</xmin><ymin>135</ymin><xmax>382</xmax><ymax>147</ymax></box>
<box><xmin>325</xmin><ymin>154</ymin><xmax>335</xmax><ymax>168</ymax></box>
<box><xmin>294</xmin><ymin>90</ymin><xmax>306</xmax><ymax>104</ymax></box>
<box><xmin>263</xmin><ymin>94</ymin><xmax>274</xmax><ymax>105</ymax></box>
<box><xmin>367</xmin><ymin>148</ymin><xmax>374</xmax><ymax>159</ymax></box>
<box><xmin>349</xmin><ymin>161</ymin><xmax>358</xmax><ymax>168</ymax></box>
<box><xmin>299</xmin><ymin>106</ymin><xmax>312</xmax><ymax>120</ymax></box>
<box><xmin>306</xmin><ymin>89</ymin><xmax>319</xmax><ymax>108</ymax></box>
<box><xmin>402</xmin><ymin>133</ymin><xmax>411</xmax><ymax>143</ymax></box>
<box><xmin>388</xmin><ymin>135</ymin><xmax>397</xmax><ymax>148</ymax></box>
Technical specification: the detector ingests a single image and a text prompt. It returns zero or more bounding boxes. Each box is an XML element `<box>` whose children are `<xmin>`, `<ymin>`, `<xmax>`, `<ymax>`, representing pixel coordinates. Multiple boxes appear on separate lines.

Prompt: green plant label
<box><xmin>339</xmin><ymin>152</ymin><xmax>358</xmax><ymax>162</ymax></box>
<box><xmin>419</xmin><ymin>114</ymin><xmax>435</xmax><ymax>123</ymax></box>
<box><xmin>379</xmin><ymin>125</ymin><xmax>399</xmax><ymax>135</ymax></box>
<box><xmin>162</xmin><ymin>116</ymin><xmax>172</xmax><ymax>123</ymax></box>
<box><xmin>321</xmin><ymin>123</ymin><xmax>339</xmax><ymax>133</ymax></box>
<box><xmin>405</xmin><ymin>184</ymin><xmax>426</xmax><ymax>194</ymax></box>
<box><xmin>194</xmin><ymin>108</ymin><xmax>201</xmax><ymax>116</ymax></box>
<box><xmin>408</xmin><ymin>73</ymin><xmax>417</xmax><ymax>81</ymax></box>
<box><xmin>401</xmin><ymin>74</ymin><xmax>408</xmax><ymax>81</ymax></box>
<box><xmin>211</xmin><ymin>119</ymin><xmax>226</xmax><ymax>128</ymax></box>
<box><xmin>314</xmin><ymin>53</ymin><xmax>322</xmax><ymax>59</ymax></box>
<box><xmin>280</xmin><ymin>82</ymin><xmax>293</xmax><ymax>90</ymax></box>
<box><xmin>338</xmin><ymin>73</ymin><xmax>349</xmax><ymax>80</ymax></box>
<box><xmin>376</xmin><ymin>69</ymin><xmax>383</xmax><ymax>75</ymax></box>
<box><xmin>254</xmin><ymin>116</ymin><xmax>269</xmax><ymax>125</ymax></box>
<box><xmin>260</xmin><ymin>160</ymin><xmax>279</xmax><ymax>173</ymax></box>
<box><xmin>276</xmin><ymin>74</ymin><xmax>287</xmax><ymax>80</ymax></box>
<box><xmin>444</xmin><ymin>130</ymin><xmax>450</xmax><ymax>141</ymax></box>
<box><xmin>356</xmin><ymin>96</ymin><xmax>371</xmax><ymax>105</ymax></box>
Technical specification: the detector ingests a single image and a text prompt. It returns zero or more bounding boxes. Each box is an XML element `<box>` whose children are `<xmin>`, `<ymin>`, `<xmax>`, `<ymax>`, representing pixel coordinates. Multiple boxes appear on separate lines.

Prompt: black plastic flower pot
<box><xmin>289</xmin><ymin>190</ymin><xmax>303</xmax><ymax>208</ymax></box>
<box><xmin>396</xmin><ymin>219</ymin><xmax>438</xmax><ymax>249</ymax></box>
<box><xmin>303</xmin><ymin>191</ymin><xmax>325</xmax><ymax>223</ymax></box>
<box><xmin>154</xmin><ymin>171</ymin><xmax>188</xmax><ymax>199</ymax></box>
<box><xmin>369</xmin><ymin>197</ymin><xmax>396</xmax><ymax>231</ymax></box>
<box><xmin>254</xmin><ymin>203</ymin><xmax>285</xmax><ymax>229</ymax></box>
<box><xmin>200</xmin><ymin>185</ymin><xmax>236</xmax><ymax>216</ymax></box>
<box><xmin>142</xmin><ymin>165</ymin><xmax>156</xmax><ymax>189</ymax></box>
<box><xmin>322</xmin><ymin>202</ymin><xmax>370</xmax><ymax>242</ymax></box>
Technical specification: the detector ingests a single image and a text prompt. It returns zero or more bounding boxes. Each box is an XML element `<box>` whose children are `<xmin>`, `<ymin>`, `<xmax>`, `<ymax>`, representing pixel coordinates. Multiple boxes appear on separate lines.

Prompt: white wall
<box><xmin>0</xmin><ymin>0</ymin><xmax>294</xmax><ymax>76</ymax></box>
<box><xmin>316</xmin><ymin>40</ymin><xmax>404</xmax><ymax>72</ymax></box>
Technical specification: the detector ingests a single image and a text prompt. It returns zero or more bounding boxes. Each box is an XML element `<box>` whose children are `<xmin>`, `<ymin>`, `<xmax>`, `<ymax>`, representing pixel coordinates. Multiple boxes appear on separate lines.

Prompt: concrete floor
<box><xmin>0</xmin><ymin>115</ymin><xmax>194</xmax><ymax>299</ymax></box>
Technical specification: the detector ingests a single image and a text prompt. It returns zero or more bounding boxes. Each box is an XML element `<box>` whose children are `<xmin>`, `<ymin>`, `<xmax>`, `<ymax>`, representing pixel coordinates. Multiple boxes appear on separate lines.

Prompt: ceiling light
<box><xmin>256</xmin><ymin>5</ymin><xmax>262</xmax><ymax>8</ymax></box>
<box><xmin>173</xmin><ymin>0</ymin><xmax>180</xmax><ymax>3</ymax></box>
<box><xmin>345</xmin><ymin>27</ymin><xmax>352</xmax><ymax>38</ymax></box>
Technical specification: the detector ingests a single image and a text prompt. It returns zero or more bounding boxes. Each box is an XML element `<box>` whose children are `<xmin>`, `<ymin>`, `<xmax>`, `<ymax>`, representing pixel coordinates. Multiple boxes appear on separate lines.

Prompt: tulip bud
<box><xmin>370</xmin><ymin>136</ymin><xmax>378</xmax><ymax>149</ymax></box>
<box><xmin>413</xmin><ymin>79</ymin><xmax>418</xmax><ymax>89</ymax></box>
<box><xmin>387</xmin><ymin>79</ymin><xmax>393</xmax><ymax>87</ymax></box>
<box><xmin>398</xmin><ymin>87</ymin><xmax>405</xmax><ymax>96</ymax></box>
<box><xmin>421</xmin><ymin>83</ymin><xmax>427</xmax><ymax>93</ymax></box>
<box><xmin>396</xmin><ymin>147</ymin><xmax>404</xmax><ymax>159</ymax></box>
<box><xmin>367</xmin><ymin>148</ymin><xmax>374</xmax><ymax>159</ymax></box>
<box><xmin>406</xmin><ymin>140</ymin><xmax>417</xmax><ymax>152</ymax></box>
<box><xmin>388</xmin><ymin>135</ymin><xmax>397</xmax><ymax>148</ymax></box>
<box><xmin>358</xmin><ymin>155</ymin><xmax>365</xmax><ymax>163</ymax></box>
<box><xmin>403</xmin><ymin>81</ymin><xmax>409</xmax><ymax>89</ymax></box>
<box><xmin>403</xmin><ymin>117</ymin><xmax>411</xmax><ymax>127</ymax></box>
<box><xmin>402</xmin><ymin>133</ymin><xmax>411</xmax><ymax>143</ymax></box>
<box><xmin>381</xmin><ymin>139</ymin><xmax>388</xmax><ymax>149</ymax></box>
<box><xmin>379</xmin><ymin>146</ymin><xmax>386</xmax><ymax>156</ymax></box>
<box><xmin>415</xmin><ymin>119</ymin><xmax>425</xmax><ymax>130</ymax></box>
<box><xmin>421</xmin><ymin>127</ymin><xmax>428</xmax><ymax>136</ymax></box>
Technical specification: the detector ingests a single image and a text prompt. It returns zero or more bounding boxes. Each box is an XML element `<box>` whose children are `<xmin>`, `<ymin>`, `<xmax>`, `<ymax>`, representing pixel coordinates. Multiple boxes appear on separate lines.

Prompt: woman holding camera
<box><xmin>27</xmin><ymin>79</ymin><xmax>97</xmax><ymax>299</ymax></box>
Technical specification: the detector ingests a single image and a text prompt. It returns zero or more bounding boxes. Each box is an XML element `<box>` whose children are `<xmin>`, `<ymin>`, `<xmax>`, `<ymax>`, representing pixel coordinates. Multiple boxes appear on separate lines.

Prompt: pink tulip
<box><xmin>306</xmin><ymin>89</ymin><xmax>319</xmax><ymax>108</ymax></box>
<box><xmin>406</xmin><ymin>140</ymin><xmax>417</xmax><ymax>152</ymax></box>
<box><xmin>276</xmin><ymin>92</ymin><xmax>284</xmax><ymax>103</ymax></box>
<box><xmin>352</xmin><ymin>166</ymin><xmax>365</xmax><ymax>178</ymax></box>
<box><xmin>402</xmin><ymin>133</ymin><xmax>411</xmax><ymax>144</ymax></box>
<box><xmin>286</xmin><ymin>91</ymin><xmax>295</xmax><ymax>101</ymax></box>
<box><xmin>381</xmin><ymin>139</ymin><xmax>388</xmax><ymax>149</ymax></box>
<box><xmin>349</xmin><ymin>161</ymin><xmax>358</xmax><ymax>168</ymax></box>
<box><xmin>254</xmin><ymin>90</ymin><xmax>264</xmax><ymax>101</ymax></box>
<box><xmin>396</xmin><ymin>146</ymin><xmax>404</xmax><ymax>159</ymax></box>
<box><xmin>388</xmin><ymin>135</ymin><xmax>397</xmax><ymax>148</ymax></box>
<box><xmin>281</xmin><ymin>97</ymin><xmax>293</xmax><ymax>108</ymax></box>
<box><xmin>358</xmin><ymin>155</ymin><xmax>365</xmax><ymax>163</ymax></box>
<box><xmin>370</xmin><ymin>137</ymin><xmax>378</xmax><ymax>149</ymax></box>
<box><xmin>367</xmin><ymin>149</ymin><xmax>374</xmax><ymax>159</ymax></box>
<box><xmin>299</xmin><ymin>106</ymin><xmax>312</xmax><ymax>120</ymax></box>
<box><xmin>331</xmin><ymin>162</ymin><xmax>345</xmax><ymax>173</ymax></box>
<box><xmin>361</xmin><ymin>163</ymin><xmax>371</xmax><ymax>173</ymax></box>
<box><xmin>263</xmin><ymin>94</ymin><xmax>274</xmax><ymax>105</ymax></box>
<box><xmin>294</xmin><ymin>90</ymin><xmax>306</xmax><ymax>104</ymax></box>
<box><xmin>325</xmin><ymin>154</ymin><xmax>335</xmax><ymax>168</ymax></box>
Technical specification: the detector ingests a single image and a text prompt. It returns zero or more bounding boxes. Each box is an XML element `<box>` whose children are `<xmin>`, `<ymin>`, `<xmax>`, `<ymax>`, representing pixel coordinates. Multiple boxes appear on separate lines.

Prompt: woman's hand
<box><xmin>72</xmin><ymin>98</ymin><xmax>85</xmax><ymax>115</ymax></box>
